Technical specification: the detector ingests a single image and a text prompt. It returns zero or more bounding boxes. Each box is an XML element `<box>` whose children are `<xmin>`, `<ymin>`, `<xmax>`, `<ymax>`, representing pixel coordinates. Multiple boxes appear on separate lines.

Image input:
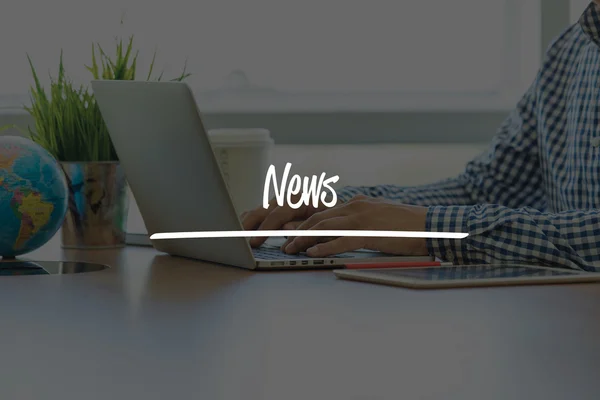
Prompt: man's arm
<box><xmin>426</xmin><ymin>205</ymin><xmax>600</xmax><ymax>271</ymax></box>
<box><xmin>337</xmin><ymin>81</ymin><xmax>546</xmax><ymax>210</ymax></box>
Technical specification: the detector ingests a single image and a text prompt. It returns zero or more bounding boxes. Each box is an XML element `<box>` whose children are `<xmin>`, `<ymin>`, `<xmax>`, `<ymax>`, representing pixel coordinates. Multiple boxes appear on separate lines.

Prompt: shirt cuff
<box><xmin>425</xmin><ymin>205</ymin><xmax>471</xmax><ymax>264</ymax></box>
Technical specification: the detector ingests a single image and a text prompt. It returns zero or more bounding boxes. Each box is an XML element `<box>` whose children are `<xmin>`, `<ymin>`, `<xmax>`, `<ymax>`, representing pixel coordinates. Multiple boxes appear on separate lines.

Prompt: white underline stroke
<box><xmin>149</xmin><ymin>230</ymin><xmax>468</xmax><ymax>240</ymax></box>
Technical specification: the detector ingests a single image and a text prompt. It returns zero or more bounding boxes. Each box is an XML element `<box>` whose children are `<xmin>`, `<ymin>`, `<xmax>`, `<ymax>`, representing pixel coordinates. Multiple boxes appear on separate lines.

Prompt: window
<box><xmin>1</xmin><ymin>0</ymin><xmax>541</xmax><ymax>112</ymax></box>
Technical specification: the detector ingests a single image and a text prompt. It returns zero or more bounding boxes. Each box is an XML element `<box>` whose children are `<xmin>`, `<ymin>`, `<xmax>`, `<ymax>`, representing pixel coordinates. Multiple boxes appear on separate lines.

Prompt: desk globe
<box><xmin>0</xmin><ymin>135</ymin><xmax>68</xmax><ymax>259</ymax></box>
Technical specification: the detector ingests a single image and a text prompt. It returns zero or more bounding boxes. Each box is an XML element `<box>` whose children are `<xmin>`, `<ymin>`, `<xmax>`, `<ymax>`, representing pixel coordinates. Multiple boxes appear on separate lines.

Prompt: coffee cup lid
<box><xmin>207</xmin><ymin>129</ymin><xmax>272</xmax><ymax>145</ymax></box>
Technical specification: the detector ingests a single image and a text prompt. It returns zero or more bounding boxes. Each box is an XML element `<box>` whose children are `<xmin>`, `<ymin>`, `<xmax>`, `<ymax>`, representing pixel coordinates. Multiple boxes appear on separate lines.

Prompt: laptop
<box><xmin>91</xmin><ymin>80</ymin><xmax>435</xmax><ymax>270</ymax></box>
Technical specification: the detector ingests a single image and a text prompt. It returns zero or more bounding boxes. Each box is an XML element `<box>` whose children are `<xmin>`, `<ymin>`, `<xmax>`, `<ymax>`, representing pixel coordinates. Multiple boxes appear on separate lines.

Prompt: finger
<box><xmin>283</xmin><ymin>203</ymin><xmax>359</xmax><ymax>250</ymax></box>
<box><xmin>306</xmin><ymin>237</ymin><xmax>366</xmax><ymax>257</ymax></box>
<box><xmin>282</xmin><ymin>220</ymin><xmax>303</xmax><ymax>230</ymax></box>
<box><xmin>280</xmin><ymin>220</ymin><xmax>305</xmax><ymax>249</ymax></box>
<box><xmin>283</xmin><ymin>235</ymin><xmax>336</xmax><ymax>254</ymax></box>
<box><xmin>279</xmin><ymin>220</ymin><xmax>305</xmax><ymax>250</ymax></box>
<box><xmin>242</xmin><ymin>194</ymin><xmax>284</xmax><ymax>234</ymax></box>
<box><xmin>292</xmin><ymin>202</ymin><xmax>353</xmax><ymax>233</ymax></box>
<box><xmin>281</xmin><ymin>212</ymin><xmax>332</xmax><ymax>251</ymax></box>
<box><xmin>284</xmin><ymin>217</ymin><xmax>349</xmax><ymax>254</ymax></box>
<box><xmin>241</xmin><ymin>207</ymin><xmax>270</xmax><ymax>231</ymax></box>
<box><xmin>250</xmin><ymin>205</ymin><xmax>307</xmax><ymax>247</ymax></box>
<box><xmin>278</xmin><ymin>203</ymin><xmax>335</xmax><ymax>247</ymax></box>
<box><xmin>256</xmin><ymin>200</ymin><xmax>313</xmax><ymax>232</ymax></box>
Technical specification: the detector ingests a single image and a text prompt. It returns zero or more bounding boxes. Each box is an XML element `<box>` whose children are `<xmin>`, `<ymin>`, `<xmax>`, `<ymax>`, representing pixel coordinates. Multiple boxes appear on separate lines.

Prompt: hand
<box><xmin>240</xmin><ymin>194</ymin><xmax>344</xmax><ymax>248</ymax></box>
<box><xmin>281</xmin><ymin>195</ymin><xmax>430</xmax><ymax>257</ymax></box>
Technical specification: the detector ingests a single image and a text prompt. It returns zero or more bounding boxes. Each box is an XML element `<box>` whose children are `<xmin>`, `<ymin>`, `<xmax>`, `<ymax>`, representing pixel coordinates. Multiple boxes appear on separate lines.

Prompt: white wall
<box><xmin>571</xmin><ymin>0</ymin><xmax>592</xmax><ymax>22</ymax></box>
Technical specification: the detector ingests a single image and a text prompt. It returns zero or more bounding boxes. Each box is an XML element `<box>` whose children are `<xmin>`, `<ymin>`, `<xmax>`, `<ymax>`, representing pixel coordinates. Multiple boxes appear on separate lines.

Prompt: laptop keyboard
<box><xmin>253</xmin><ymin>245</ymin><xmax>344</xmax><ymax>260</ymax></box>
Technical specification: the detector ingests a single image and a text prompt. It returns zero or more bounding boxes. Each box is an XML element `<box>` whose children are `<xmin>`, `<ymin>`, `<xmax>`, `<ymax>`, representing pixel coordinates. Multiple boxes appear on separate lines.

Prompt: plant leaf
<box><xmin>21</xmin><ymin>20</ymin><xmax>191</xmax><ymax>162</ymax></box>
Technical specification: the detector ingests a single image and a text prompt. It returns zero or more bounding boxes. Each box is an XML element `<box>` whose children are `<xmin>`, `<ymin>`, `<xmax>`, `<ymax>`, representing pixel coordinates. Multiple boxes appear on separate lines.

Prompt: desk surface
<box><xmin>1</xmin><ymin>235</ymin><xmax>599</xmax><ymax>400</ymax></box>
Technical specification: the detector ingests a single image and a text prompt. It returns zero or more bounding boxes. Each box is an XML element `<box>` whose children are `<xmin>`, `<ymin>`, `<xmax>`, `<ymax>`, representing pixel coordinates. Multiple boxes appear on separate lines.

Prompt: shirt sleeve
<box><xmin>426</xmin><ymin>205</ymin><xmax>600</xmax><ymax>271</ymax></box>
<box><xmin>336</xmin><ymin>80</ymin><xmax>546</xmax><ymax>210</ymax></box>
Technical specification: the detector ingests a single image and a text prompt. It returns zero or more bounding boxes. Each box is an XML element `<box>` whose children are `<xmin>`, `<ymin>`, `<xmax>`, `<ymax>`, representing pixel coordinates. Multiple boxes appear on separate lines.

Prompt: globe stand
<box><xmin>0</xmin><ymin>257</ymin><xmax>109</xmax><ymax>276</ymax></box>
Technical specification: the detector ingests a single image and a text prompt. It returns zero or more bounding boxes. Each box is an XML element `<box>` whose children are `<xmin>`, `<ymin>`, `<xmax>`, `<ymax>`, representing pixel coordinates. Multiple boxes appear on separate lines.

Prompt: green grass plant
<box><xmin>24</xmin><ymin>35</ymin><xmax>190</xmax><ymax>162</ymax></box>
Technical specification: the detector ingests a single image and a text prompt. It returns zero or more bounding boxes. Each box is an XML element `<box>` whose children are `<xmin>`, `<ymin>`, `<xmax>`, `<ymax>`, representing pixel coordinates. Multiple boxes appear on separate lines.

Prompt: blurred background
<box><xmin>0</xmin><ymin>0</ymin><xmax>592</xmax><ymax>232</ymax></box>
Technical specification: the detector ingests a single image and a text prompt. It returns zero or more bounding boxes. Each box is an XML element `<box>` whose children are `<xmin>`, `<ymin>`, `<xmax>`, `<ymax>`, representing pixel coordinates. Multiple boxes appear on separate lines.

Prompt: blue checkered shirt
<box><xmin>337</xmin><ymin>3</ymin><xmax>600</xmax><ymax>271</ymax></box>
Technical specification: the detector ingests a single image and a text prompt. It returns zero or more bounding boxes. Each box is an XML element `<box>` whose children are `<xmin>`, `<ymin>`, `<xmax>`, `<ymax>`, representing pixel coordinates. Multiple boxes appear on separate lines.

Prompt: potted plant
<box><xmin>25</xmin><ymin>35</ymin><xmax>190</xmax><ymax>249</ymax></box>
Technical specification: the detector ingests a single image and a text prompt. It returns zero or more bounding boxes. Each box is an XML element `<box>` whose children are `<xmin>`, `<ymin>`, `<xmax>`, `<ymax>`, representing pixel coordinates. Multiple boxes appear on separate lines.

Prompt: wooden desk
<box><xmin>0</xmin><ymin>234</ymin><xmax>597</xmax><ymax>399</ymax></box>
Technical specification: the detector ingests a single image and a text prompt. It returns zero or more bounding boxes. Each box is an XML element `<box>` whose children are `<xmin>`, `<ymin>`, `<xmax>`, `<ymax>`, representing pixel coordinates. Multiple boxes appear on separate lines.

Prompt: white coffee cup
<box><xmin>207</xmin><ymin>128</ymin><xmax>274</xmax><ymax>215</ymax></box>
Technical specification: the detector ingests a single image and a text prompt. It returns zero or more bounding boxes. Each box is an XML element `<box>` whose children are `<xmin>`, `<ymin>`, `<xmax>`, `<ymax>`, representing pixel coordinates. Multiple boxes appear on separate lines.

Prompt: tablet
<box><xmin>333</xmin><ymin>264</ymin><xmax>600</xmax><ymax>289</ymax></box>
